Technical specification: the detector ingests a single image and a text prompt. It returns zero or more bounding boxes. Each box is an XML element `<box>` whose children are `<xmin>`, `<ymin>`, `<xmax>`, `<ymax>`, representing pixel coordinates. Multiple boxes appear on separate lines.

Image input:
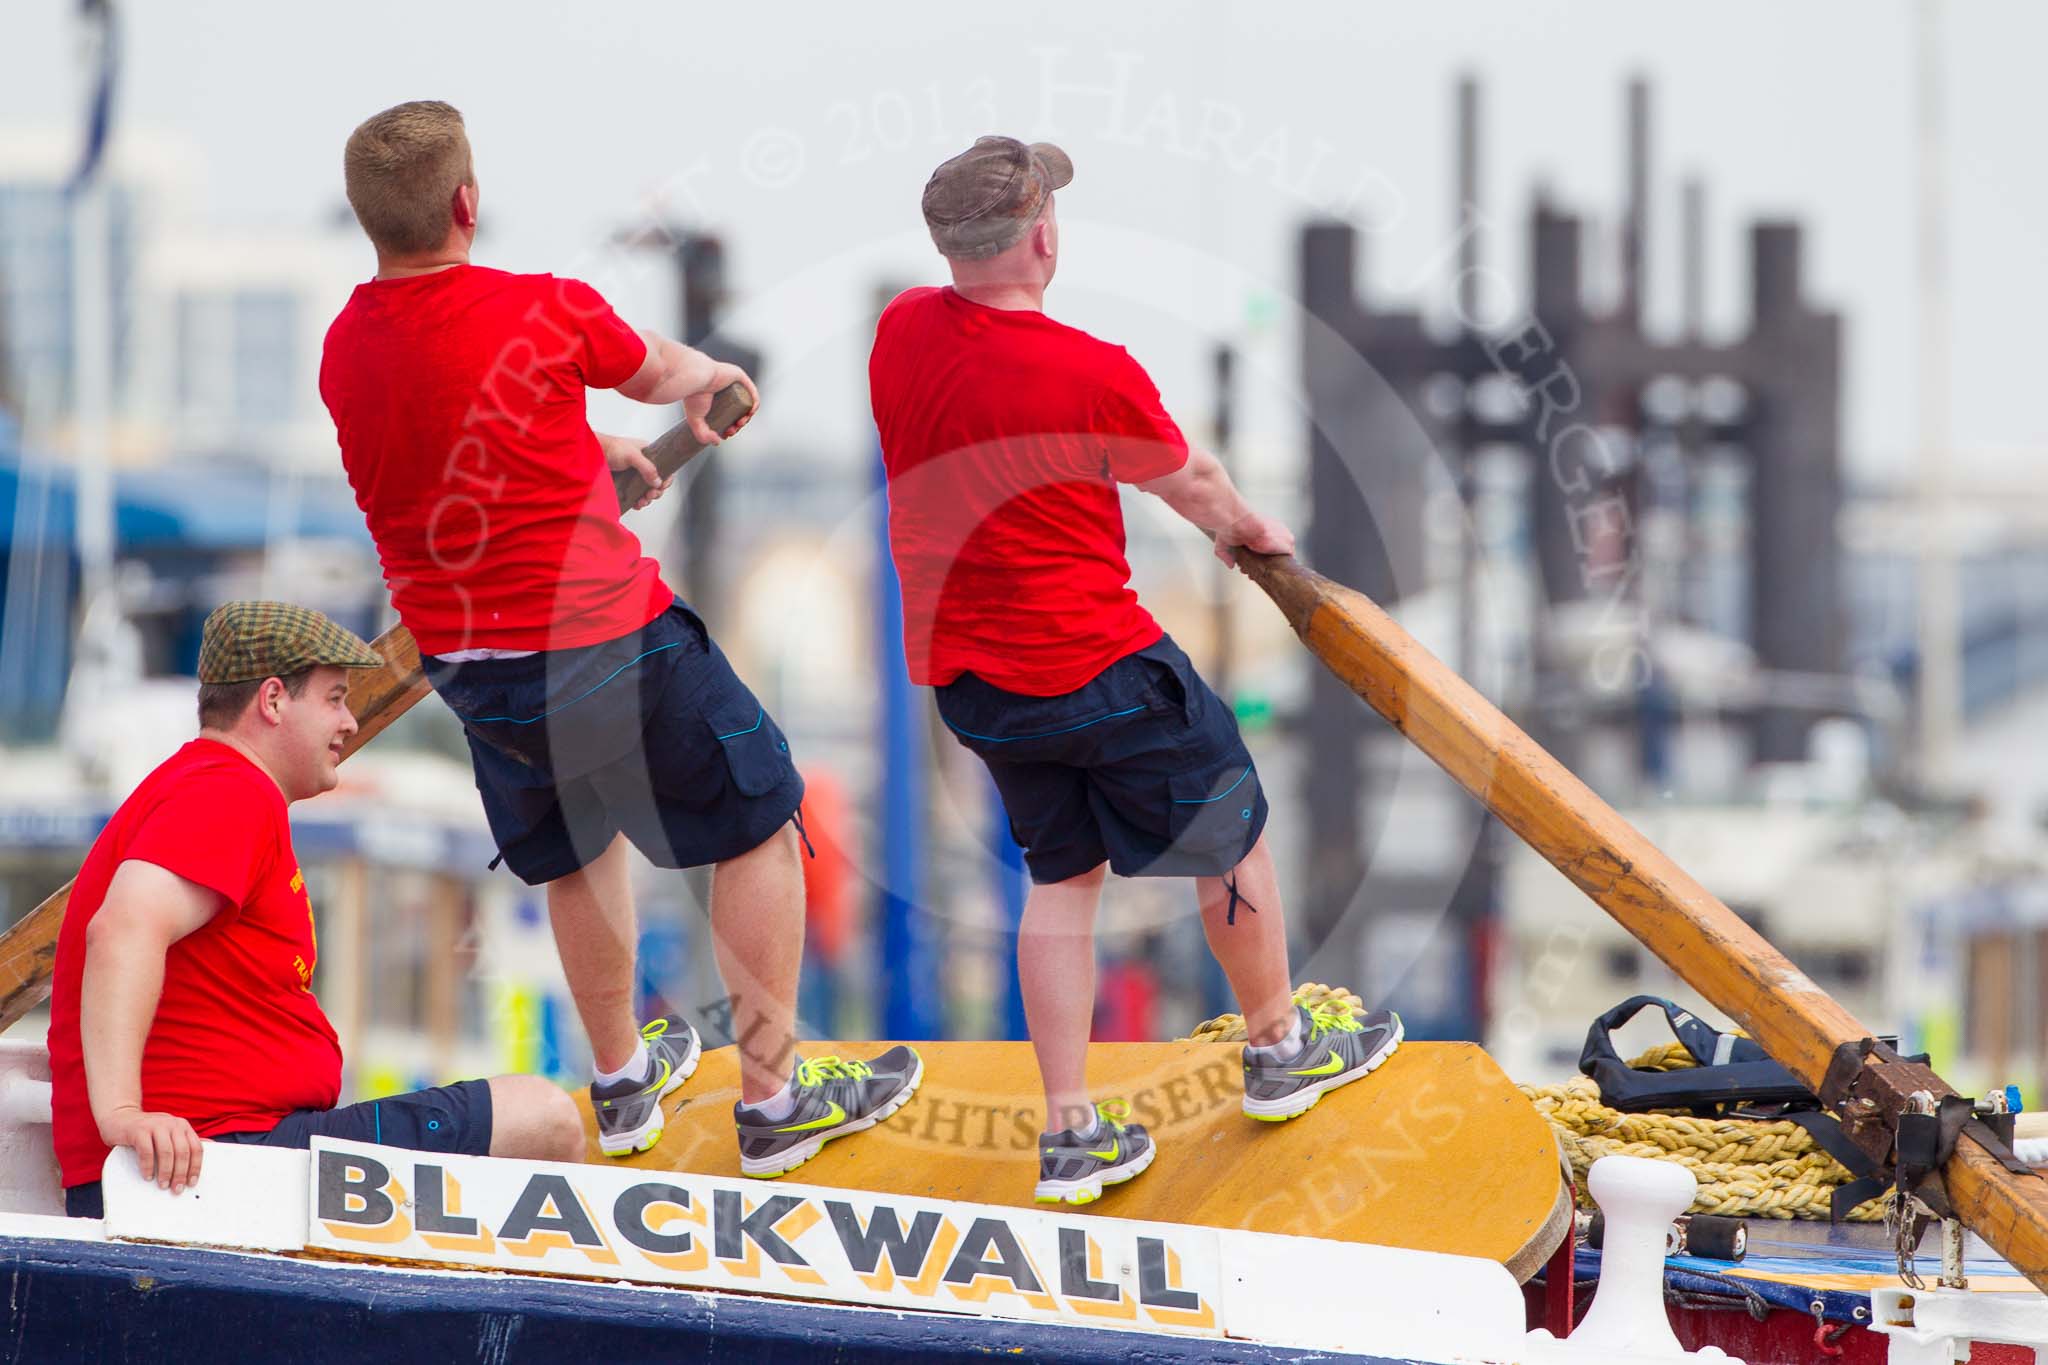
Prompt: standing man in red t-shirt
<box><xmin>323</xmin><ymin>102</ymin><xmax>919</xmax><ymax>1175</ymax></box>
<box><xmin>870</xmin><ymin>138</ymin><xmax>1403</xmax><ymax>1204</ymax></box>
<box><xmin>50</xmin><ymin>602</ymin><xmax>588</xmax><ymax>1218</ymax></box>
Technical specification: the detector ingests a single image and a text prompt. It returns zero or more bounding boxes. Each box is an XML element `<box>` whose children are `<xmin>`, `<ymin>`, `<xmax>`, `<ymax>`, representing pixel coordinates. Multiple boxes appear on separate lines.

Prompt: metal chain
<box><xmin>1887</xmin><ymin>1189</ymin><xmax>1926</xmax><ymax>1290</ymax></box>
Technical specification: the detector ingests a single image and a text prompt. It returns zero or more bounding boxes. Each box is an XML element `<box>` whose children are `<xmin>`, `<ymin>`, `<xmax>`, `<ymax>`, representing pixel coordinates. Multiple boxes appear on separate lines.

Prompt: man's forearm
<box><xmin>1151</xmin><ymin>449</ymin><xmax>1255</xmax><ymax>536</ymax></box>
<box><xmin>633</xmin><ymin>335</ymin><xmax>720</xmax><ymax>407</ymax></box>
<box><xmin>80</xmin><ymin>925</ymin><xmax>168</xmax><ymax>1129</ymax></box>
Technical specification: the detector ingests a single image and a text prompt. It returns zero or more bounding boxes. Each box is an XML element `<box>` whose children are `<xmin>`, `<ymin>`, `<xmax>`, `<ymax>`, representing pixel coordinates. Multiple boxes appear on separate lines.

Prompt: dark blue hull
<box><xmin>0</xmin><ymin>1235</ymin><xmax>1415</xmax><ymax>1363</ymax></box>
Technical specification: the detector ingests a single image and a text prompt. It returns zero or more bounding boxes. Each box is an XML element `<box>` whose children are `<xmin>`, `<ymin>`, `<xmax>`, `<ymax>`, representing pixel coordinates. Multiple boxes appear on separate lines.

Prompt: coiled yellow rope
<box><xmin>1185</xmin><ymin>985</ymin><xmax>1884</xmax><ymax>1221</ymax></box>
<box><xmin>1185</xmin><ymin>982</ymin><xmax>1364</xmax><ymax>1042</ymax></box>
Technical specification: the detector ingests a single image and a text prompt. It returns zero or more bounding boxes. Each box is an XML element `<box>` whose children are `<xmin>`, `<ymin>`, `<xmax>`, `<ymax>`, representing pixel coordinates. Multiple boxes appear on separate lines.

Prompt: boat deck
<box><xmin>577</xmin><ymin>1038</ymin><xmax>1572</xmax><ymax>1279</ymax></box>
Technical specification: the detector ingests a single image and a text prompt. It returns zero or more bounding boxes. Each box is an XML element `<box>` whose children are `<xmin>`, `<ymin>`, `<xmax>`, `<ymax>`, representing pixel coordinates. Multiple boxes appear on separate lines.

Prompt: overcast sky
<box><xmin>4</xmin><ymin>0</ymin><xmax>2043</xmax><ymax>486</ymax></box>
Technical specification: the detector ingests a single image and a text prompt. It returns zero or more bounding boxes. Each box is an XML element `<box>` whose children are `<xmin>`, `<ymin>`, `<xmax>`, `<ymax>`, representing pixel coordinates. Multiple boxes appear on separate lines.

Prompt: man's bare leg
<box><xmin>486</xmin><ymin>1074</ymin><xmax>588</xmax><ymax>1162</ymax></box>
<box><xmin>1195</xmin><ymin>835</ymin><xmax>1295</xmax><ymax>1047</ymax></box>
<box><xmin>709</xmin><ymin>822</ymin><xmax>805</xmax><ymax>1105</ymax></box>
<box><xmin>546</xmin><ymin>832</ymin><xmax>642</xmax><ymax>1074</ymax></box>
<box><xmin>1018</xmin><ymin>862</ymin><xmax>1109</xmax><ymax>1134</ymax></box>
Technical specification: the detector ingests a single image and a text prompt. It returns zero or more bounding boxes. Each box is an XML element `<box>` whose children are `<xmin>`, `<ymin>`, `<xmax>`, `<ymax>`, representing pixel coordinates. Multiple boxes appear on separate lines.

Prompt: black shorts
<box><xmin>63</xmin><ymin>1080</ymin><xmax>493</xmax><ymax>1219</ymax></box>
<box><xmin>935</xmin><ymin>634</ymin><xmax>1268</xmax><ymax>885</ymax></box>
<box><xmin>425</xmin><ymin>602</ymin><xmax>805</xmax><ymax>885</ymax></box>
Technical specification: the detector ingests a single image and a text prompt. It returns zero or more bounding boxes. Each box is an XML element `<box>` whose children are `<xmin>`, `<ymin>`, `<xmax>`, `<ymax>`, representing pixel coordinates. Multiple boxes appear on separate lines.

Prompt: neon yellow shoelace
<box><xmin>1306</xmin><ymin>1002</ymin><xmax>1363</xmax><ymax>1038</ymax></box>
<box><xmin>641</xmin><ymin>1018</ymin><xmax>671</xmax><ymax>1041</ymax></box>
<box><xmin>1094</xmin><ymin>1098</ymin><xmax>1133</xmax><ymax>1131</ymax></box>
<box><xmin>795</xmin><ymin>1056</ymin><xmax>873</xmax><ymax>1086</ymax></box>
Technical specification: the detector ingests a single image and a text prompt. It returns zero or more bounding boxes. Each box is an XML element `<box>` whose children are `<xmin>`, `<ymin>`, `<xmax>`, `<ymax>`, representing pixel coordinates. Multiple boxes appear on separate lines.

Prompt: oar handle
<box><xmin>609</xmin><ymin>382</ymin><xmax>755</xmax><ymax>508</ymax></box>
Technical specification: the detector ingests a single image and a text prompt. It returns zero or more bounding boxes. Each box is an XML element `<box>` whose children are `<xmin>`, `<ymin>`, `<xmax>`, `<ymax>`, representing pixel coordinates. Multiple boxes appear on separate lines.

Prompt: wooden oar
<box><xmin>1232</xmin><ymin>549</ymin><xmax>2048</xmax><ymax>1292</ymax></box>
<box><xmin>0</xmin><ymin>383</ymin><xmax>755</xmax><ymax>1033</ymax></box>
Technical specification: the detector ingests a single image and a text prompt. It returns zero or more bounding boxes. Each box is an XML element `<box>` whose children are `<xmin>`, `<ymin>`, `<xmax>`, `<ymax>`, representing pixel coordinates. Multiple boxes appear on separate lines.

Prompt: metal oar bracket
<box><xmin>1818</xmin><ymin>1038</ymin><xmax>2036</xmax><ymax>1286</ymax></box>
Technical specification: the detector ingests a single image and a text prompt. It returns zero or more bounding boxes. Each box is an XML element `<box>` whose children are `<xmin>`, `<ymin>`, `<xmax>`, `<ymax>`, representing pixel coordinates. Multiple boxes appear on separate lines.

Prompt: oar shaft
<box><xmin>1234</xmin><ymin>550</ymin><xmax>2048</xmax><ymax>1288</ymax></box>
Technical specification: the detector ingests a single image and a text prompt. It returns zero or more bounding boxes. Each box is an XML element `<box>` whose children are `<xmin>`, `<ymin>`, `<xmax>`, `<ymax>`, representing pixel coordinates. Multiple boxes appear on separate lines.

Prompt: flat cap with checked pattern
<box><xmin>198</xmin><ymin>601</ymin><xmax>384</xmax><ymax>684</ymax></box>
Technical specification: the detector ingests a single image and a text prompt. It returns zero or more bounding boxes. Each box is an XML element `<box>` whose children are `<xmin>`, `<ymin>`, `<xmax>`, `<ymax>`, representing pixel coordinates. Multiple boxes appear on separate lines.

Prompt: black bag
<box><xmin>1580</xmin><ymin>995</ymin><xmax>1814</xmax><ymax>1114</ymax></box>
<box><xmin>1578</xmin><ymin>995</ymin><xmax>1893</xmax><ymax>1221</ymax></box>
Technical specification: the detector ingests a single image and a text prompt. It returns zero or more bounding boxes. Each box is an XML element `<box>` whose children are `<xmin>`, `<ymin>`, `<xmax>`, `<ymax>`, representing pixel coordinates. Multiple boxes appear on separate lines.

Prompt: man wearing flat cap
<box><xmin>49</xmin><ymin>601</ymin><xmax>587</xmax><ymax>1219</ymax></box>
<box><xmin>870</xmin><ymin>138</ymin><xmax>1402</xmax><ymax>1205</ymax></box>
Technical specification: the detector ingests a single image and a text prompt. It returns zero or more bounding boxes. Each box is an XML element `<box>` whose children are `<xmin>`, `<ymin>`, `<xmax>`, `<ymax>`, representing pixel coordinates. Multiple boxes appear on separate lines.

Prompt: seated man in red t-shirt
<box><xmin>322</xmin><ymin>102</ymin><xmax>918</xmax><ymax>1175</ymax></box>
<box><xmin>50</xmin><ymin>602</ymin><xmax>587</xmax><ymax>1218</ymax></box>
<box><xmin>870</xmin><ymin>138</ymin><xmax>1404</xmax><ymax>1204</ymax></box>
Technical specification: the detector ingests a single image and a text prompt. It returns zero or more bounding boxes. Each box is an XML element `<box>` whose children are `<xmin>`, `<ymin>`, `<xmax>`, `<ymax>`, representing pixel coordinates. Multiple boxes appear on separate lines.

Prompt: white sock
<box><xmin>1246</xmin><ymin>1010</ymin><xmax>1307</xmax><ymax>1062</ymax></box>
<box><xmin>748</xmin><ymin>1071</ymin><xmax>800</xmax><ymax>1122</ymax></box>
<box><xmin>595</xmin><ymin>1039</ymin><xmax>652</xmax><ymax>1088</ymax></box>
<box><xmin>1053</xmin><ymin>1110</ymin><xmax>1103</xmax><ymax>1141</ymax></box>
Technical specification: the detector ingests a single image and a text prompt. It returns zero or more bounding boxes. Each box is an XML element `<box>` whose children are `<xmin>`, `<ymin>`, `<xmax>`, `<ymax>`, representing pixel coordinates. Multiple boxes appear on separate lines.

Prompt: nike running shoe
<box><xmin>1034</xmin><ymin>1099</ymin><xmax>1156</xmax><ymax>1205</ymax></box>
<box><xmin>1241</xmin><ymin>1000</ymin><xmax>1403</xmax><ymax>1121</ymax></box>
<box><xmin>735</xmin><ymin>1047</ymin><xmax>924</xmax><ymax>1178</ymax></box>
<box><xmin>593</xmin><ymin>1015</ymin><xmax>702</xmax><ymax>1157</ymax></box>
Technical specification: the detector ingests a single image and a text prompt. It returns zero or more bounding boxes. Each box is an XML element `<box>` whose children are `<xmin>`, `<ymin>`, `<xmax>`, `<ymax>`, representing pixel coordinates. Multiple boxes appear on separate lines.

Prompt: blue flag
<box><xmin>66</xmin><ymin>0</ymin><xmax>118</xmax><ymax>196</ymax></box>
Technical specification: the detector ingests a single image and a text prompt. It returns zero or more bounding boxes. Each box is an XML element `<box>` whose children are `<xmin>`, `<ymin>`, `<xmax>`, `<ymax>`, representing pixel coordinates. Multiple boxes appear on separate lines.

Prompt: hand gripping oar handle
<box><xmin>0</xmin><ymin>383</ymin><xmax>758</xmax><ymax>1033</ymax></box>
<box><xmin>1229</xmin><ymin>547</ymin><xmax>2048</xmax><ymax>1293</ymax></box>
<box><xmin>610</xmin><ymin>382</ymin><xmax>754</xmax><ymax>508</ymax></box>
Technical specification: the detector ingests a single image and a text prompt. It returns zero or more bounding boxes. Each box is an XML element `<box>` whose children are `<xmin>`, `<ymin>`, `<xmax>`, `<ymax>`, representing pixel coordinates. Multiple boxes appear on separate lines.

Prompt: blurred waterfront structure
<box><xmin>144</xmin><ymin>229</ymin><xmax>360</xmax><ymax>465</ymax></box>
<box><xmin>0</xmin><ymin>131</ymin><xmax>157</xmax><ymax>432</ymax></box>
<box><xmin>0</xmin><ymin>130</ymin><xmax>353</xmax><ymax>462</ymax></box>
<box><xmin>1288</xmin><ymin>74</ymin><xmax>2048</xmax><ymax>1089</ymax></box>
<box><xmin>0</xmin><ymin>128</ymin><xmax>376</xmax><ymax>737</ymax></box>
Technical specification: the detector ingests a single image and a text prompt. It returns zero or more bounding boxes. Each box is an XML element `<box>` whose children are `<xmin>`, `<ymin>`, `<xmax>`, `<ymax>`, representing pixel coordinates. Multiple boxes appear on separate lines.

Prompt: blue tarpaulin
<box><xmin>0</xmin><ymin>425</ymin><xmax>372</xmax><ymax>739</ymax></box>
<box><xmin>0</xmin><ymin>451</ymin><xmax>369</xmax><ymax>552</ymax></box>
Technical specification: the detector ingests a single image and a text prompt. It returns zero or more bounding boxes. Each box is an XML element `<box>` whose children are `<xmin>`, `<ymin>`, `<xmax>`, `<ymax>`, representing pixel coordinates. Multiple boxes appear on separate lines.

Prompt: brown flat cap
<box><xmin>922</xmin><ymin>136</ymin><xmax>1073</xmax><ymax>260</ymax></box>
<box><xmin>198</xmin><ymin>600</ymin><xmax>384</xmax><ymax>684</ymax></box>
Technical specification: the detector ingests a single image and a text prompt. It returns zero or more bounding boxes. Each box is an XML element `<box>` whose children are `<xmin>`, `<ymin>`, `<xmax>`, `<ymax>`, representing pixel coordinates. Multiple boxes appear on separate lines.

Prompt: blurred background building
<box><xmin>2</xmin><ymin>0</ymin><xmax>2044</xmax><ymax>1107</ymax></box>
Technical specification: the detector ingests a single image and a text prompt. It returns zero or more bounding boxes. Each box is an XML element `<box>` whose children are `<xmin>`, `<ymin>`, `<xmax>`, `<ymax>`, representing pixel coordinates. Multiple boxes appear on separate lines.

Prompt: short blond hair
<box><xmin>343</xmin><ymin>100</ymin><xmax>475</xmax><ymax>256</ymax></box>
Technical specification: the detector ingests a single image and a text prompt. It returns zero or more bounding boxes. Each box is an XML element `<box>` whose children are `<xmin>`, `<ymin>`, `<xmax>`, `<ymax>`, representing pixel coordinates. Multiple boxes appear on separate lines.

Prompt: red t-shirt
<box><xmin>868</xmin><ymin>287</ymin><xmax>1190</xmax><ymax>696</ymax></box>
<box><xmin>321</xmin><ymin>265</ymin><xmax>669</xmax><ymax>654</ymax></box>
<box><xmin>48</xmin><ymin>739</ymin><xmax>342</xmax><ymax>1189</ymax></box>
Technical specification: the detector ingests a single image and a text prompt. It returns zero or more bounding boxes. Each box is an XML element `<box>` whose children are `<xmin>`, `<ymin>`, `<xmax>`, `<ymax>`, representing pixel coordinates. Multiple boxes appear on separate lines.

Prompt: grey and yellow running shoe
<box><xmin>593</xmin><ymin>1015</ymin><xmax>701</xmax><ymax>1157</ymax></box>
<box><xmin>1034</xmin><ymin>1100</ymin><xmax>1155</xmax><ymax>1205</ymax></box>
<box><xmin>735</xmin><ymin>1047</ymin><xmax>924</xmax><ymax>1178</ymax></box>
<box><xmin>1241</xmin><ymin>1000</ymin><xmax>1402</xmax><ymax>1121</ymax></box>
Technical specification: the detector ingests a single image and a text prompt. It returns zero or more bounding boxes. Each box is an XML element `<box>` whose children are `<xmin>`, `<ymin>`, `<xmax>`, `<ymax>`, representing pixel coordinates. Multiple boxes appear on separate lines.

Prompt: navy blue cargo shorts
<box><xmin>213</xmin><ymin>1079</ymin><xmax>496</xmax><ymax>1157</ymax></box>
<box><xmin>423</xmin><ymin>602</ymin><xmax>806</xmax><ymax>885</ymax></box>
<box><xmin>63</xmin><ymin>1080</ymin><xmax>495</xmax><ymax>1219</ymax></box>
<box><xmin>935</xmin><ymin>634</ymin><xmax>1268</xmax><ymax>885</ymax></box>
